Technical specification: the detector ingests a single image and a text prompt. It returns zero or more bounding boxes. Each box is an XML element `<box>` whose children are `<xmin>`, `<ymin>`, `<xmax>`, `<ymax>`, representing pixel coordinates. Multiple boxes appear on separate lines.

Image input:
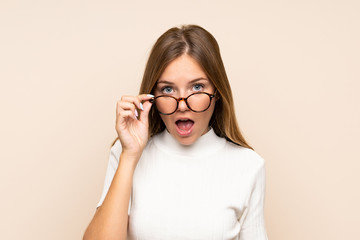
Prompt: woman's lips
<box><xmin>175</xmin><ymin>119</ymin><xmax>194</xmax><ymax>136</ymax></box>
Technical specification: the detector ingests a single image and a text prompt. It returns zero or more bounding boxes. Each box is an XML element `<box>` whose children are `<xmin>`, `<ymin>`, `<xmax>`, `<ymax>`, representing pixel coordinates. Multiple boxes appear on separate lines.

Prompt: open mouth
<box><xmin>175</xmin><ymin>119</ymin><xmax>194</xmax><ymax>136</ymax></box>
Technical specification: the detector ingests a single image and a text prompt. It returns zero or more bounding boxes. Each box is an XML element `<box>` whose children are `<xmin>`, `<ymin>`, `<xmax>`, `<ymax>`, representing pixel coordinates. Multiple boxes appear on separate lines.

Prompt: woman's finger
<box><xmin>120</xmin><ymin>95</ymin><xmax>144</xmax><ymax>111</ymax></box>
<box><xmin>139</xmin><ymin>99</ymin><xmax>153</xmax><ymax>123</ymax></box>
<box><xmin>117</xmin><ymin>101</ymin><xmax>136</xmax><ymax>113</ymax></box>
<box><xmin>117</xmin><ymin>109</ymin><xmax>138</xmax><ymax>123</ymax></box>
<box><xmin>137</xmin><ymin>94</ymin><xmax>155</xmax><ymax>103</ymax></box>
<box><xmin>119</xmin><ymin>94</ymin><xmax>154</xmax><ymax>112</ymax></box>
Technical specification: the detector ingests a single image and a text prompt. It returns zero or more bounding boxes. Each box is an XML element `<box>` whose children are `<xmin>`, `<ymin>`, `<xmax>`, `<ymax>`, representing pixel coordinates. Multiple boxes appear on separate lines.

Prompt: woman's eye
<box><xmin>161</xmin><ymin>86</ymin><xmax>173</xmax><ymax>94</ymax></box>
<box><xmin>193</xmin><ymin>84</ymin><xmax>204</xmax><ymax>91</ymax></box>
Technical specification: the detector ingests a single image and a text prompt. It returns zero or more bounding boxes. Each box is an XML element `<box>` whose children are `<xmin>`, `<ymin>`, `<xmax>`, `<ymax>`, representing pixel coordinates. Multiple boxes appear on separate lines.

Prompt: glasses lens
<box><xmin>155</xmin><ymin>96</ymin><xmax>177</xmax><ymax>114</ymax></box>
<box><xmin>187</xmin><ymin>93</ymin><xmax>211</xmax><ymax>112</ymax></box>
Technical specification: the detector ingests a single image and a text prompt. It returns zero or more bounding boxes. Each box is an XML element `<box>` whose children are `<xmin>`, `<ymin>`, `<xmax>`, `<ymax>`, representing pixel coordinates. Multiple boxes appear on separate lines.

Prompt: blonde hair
<box><xmin>113</xmin><ymin>25</ymin><xmax>252</xmax><ymax>150</ymax></box>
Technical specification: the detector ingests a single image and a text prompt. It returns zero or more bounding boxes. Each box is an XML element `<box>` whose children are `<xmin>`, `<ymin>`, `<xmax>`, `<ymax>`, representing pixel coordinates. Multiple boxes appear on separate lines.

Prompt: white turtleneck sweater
<box><xmin>97</xmin><ymin>129</ymin><xmax>268</xmax><ymax>240</ymax></box>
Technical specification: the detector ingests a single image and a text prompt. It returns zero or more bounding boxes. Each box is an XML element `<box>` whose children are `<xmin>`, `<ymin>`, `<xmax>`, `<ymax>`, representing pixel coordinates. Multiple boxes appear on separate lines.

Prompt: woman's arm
<box><xmin>239</xmin><ymin>160</ymin><xmax>268</xmax><ymax>240</ymax></box>
<box><xmin>83</xmin><ymin>152</ymin><xmax>138</xmax><ymax>240</ymax></box>
<box><xmin>83</xmin><ymin>94</ymin><xmax>153</xmax><ymax>240</ymax></box>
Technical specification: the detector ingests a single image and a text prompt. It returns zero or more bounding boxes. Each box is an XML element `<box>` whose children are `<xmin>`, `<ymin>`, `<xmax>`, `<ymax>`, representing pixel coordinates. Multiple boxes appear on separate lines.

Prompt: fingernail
<box><xmin>134</xmin><ymin>109</ymin><xmax>138</xmax><ymax>117</ymax></box>
<box><xmin>140</xmin><ymin>102</ymin><xmax>144</xmax><ymax>111</ymax></box>
<box><xmin>147</xmin><ymin>94</ymin><xmax>155</xmax><ymax>97</ymax></box>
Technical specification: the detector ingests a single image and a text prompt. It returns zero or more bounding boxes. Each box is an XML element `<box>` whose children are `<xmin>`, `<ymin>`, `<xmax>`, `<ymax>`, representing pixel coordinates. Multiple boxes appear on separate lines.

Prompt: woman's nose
<box><xmin>177</xmin><ymin>99</ymin><xmax>189</xmax><ymax>112</ymax></box>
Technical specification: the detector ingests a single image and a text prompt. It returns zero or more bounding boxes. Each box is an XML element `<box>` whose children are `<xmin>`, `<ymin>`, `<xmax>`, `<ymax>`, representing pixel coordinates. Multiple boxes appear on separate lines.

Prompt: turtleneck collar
<box><xmin>152</xmin><ymin>128</ymin><xmax>226</xmax><ymax>158</ymax></box>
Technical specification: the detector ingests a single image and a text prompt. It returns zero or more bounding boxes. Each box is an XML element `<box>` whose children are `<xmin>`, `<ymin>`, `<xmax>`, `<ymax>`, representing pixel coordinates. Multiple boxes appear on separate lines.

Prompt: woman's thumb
<box><xmin>139</xmin><ymin>100</ymin><xmax>153</xmax><ymax>124</ymax></box>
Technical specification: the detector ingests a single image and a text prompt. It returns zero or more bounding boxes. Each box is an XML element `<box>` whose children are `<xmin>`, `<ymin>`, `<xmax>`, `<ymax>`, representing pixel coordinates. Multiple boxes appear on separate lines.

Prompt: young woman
<box><xmin>83</xmin><ymin>25</ymin><xmax>268</xmax><ymax>240</ymax></box>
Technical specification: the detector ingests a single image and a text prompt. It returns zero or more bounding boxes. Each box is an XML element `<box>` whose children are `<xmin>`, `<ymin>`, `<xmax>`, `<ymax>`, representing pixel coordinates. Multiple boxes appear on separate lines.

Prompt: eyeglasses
<box><xmin>149</xmin><ymin>92</ymin><xmax>216</xmax><ymax>115</ymax></box>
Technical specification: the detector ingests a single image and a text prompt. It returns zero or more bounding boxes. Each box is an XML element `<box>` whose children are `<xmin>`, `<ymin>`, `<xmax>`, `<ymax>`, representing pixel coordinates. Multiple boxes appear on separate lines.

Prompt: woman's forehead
<box><xmin>159</xmin><ymin>55</ymin><xmax>207</xmax><ymax>79</ymax></box>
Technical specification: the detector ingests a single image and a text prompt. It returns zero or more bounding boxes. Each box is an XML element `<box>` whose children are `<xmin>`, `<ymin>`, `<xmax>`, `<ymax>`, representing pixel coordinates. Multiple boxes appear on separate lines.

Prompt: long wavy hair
<box><xmin>112</xmin><ymin>25</ymin><xmax>252</xmax><ymax>150</ymax></box>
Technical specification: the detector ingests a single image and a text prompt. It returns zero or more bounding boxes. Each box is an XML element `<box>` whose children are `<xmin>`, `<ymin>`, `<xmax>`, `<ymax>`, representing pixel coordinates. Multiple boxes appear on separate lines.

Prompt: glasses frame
<box><xmin>149</xmin><ymin>91</ymin><xmax>217</xmax><ymax>115</ymax></box>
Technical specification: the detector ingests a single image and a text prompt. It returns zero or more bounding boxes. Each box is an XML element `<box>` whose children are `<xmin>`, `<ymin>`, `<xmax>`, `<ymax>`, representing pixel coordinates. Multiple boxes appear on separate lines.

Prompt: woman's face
<box><xmin>153</xmin><ymin>54</ymin><xmax>216</xmax><ymax>145</ymax></box>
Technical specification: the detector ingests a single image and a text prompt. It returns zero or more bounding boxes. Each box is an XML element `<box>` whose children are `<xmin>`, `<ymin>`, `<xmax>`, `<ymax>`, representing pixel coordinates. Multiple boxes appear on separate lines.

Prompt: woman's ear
<box><xmin>214</xmin><ymin>92</ymin><xmax>220</xmax><ymax>101</ymax></box>
<box><xmin>213</xmin><ymin>89</ymin><xmax>220</xmax><ymax>101</ymax></box>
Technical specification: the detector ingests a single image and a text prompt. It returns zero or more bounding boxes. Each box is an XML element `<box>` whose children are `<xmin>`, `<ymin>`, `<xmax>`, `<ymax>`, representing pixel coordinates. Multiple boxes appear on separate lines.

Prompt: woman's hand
<box><xmin>115</xmin><ymin>94</ymin><xmax>154</xmax><ymax>160</ymax></box>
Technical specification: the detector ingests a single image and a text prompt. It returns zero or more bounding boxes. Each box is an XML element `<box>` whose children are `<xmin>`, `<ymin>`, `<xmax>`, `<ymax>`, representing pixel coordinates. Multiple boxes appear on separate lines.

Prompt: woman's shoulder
<box><xmin>224</xmin><ymin>140</ymin><xmax>265</xmax><ymax>170</ymax></box>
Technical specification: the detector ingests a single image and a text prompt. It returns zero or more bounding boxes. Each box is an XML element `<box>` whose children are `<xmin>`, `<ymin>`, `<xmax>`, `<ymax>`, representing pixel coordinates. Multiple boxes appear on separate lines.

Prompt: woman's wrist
<box><xmin>120</xmin><ymin>151</ymin><xmax>142</xmax><ymax>167</ymax></box>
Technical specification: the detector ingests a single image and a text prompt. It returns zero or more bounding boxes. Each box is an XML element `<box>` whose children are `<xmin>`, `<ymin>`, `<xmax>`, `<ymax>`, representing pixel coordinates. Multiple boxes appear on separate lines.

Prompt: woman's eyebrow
<box><xmin>157</xmin><ymin>80</ymin><xmax>174</xmax><ymax>85</ymax></box>
<box><xmin>157</xmin><ymin>77</ymin><xmax>208</xmax><ymax>85</ymax></box>
<box><xmin>188</xmin><ymin>77</ymin><xmax>209</xmax><ymax>84</ymax></box>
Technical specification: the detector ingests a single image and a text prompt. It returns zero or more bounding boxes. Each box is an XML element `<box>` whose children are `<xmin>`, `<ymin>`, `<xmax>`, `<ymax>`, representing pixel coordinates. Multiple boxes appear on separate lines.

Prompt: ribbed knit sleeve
<box><xmin>239</xmin><ymin>161</ymin><xmax>268</xmax><ymax>240</ymax></box>
<box><xmin>96</xmin><ymin>139</ymin><xmax>131</xmax><ymax>215</ymax></box>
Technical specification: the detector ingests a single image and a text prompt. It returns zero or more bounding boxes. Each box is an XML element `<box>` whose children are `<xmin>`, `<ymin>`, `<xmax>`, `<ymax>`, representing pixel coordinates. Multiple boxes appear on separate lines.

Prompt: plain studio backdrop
<box><xmin>0</xmin><ymin>0</ymin><xmax>359</xmax><ymax>239</ymax></box>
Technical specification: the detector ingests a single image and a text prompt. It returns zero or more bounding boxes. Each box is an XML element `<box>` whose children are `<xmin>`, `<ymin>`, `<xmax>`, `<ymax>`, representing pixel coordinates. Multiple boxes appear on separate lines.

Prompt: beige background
<box><xmin>1</xmin><ymin>0</ymin><xmax>359</xmax><ymax>239</ymax></box>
